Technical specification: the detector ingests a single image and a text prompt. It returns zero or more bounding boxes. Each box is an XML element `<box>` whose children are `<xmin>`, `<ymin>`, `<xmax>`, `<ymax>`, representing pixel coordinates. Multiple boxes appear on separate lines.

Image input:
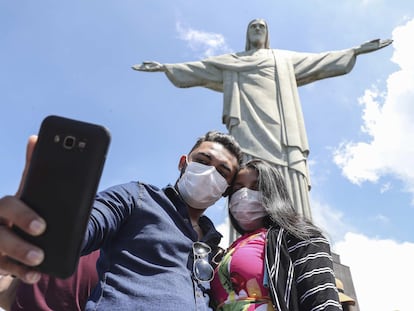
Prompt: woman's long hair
<box><xmin>230</xmin><ymin>159</ymin><xmax>322</xmax><ymax>240</ymax></box>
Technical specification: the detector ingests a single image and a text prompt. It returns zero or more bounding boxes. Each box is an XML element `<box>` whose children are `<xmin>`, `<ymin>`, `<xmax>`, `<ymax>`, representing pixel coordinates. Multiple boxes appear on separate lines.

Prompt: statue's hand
<box><xmin>131</xmin><ymin>61</ymin><xmax>165</xmax><ymax>72</ymax></box>
<box><xmin>354</xmin><ymin>39</ymin><xmax>393</xmax><ymax>55</ymax></box>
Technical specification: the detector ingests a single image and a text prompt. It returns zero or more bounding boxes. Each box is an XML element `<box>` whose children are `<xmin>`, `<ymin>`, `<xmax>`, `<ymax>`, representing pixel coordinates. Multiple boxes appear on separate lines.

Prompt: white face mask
<box><xmin>177</xmin><ymin>161</ymin><xmax>229</xmax><ymax>210</ymax></box>
<box><xmin>229</xmin><ymin>187</ymin><xmax>267</xmax><ymax>232</ymax></box>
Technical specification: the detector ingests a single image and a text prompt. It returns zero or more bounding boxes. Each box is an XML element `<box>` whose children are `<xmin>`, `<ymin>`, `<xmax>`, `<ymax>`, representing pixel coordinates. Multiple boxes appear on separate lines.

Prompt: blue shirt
<box><xmin>82</xmin><ymin>182</ymin><xmax>222</xmax><ymax>310</ymax></box>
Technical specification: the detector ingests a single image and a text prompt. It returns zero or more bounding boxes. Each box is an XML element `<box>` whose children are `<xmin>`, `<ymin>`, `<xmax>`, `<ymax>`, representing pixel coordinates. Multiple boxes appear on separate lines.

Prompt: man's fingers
<box><xmin>0</xmin><ymin>136</ymin><xmax>44</xmax><ymax>284</ymax></box>
<box><xmin>0</xmin><ymin>224</ymin><xmax>44</xmax><ymax>283</ymax></box>
<box><xmin>0</xmin><ymin>196</ymin><xmax>46</xmax><ymax>236</ymax></box>
<box><xmin>0</xmin><ymin>223</ymin><xmax>44</xmax><ymax>266</ymax></box>
<box><xmin>0</xmin><ymin>196</ymin><xmax>46</xmax><ymax>269</ymax></box>
<box><xmin>0</xmin><ymin>256</ymin><xmax>41</xmax><ymax>284</ymax></box>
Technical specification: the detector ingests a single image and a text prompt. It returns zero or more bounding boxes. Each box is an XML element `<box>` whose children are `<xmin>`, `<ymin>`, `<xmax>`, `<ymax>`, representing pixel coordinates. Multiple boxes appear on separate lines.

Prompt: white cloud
<box><xmin>333</xmin><ymin>18</ymin><xmax>414</xmax><ymax>201</ymax></box>
<box><xmin>175</xmin><ymin>22</ymin><xmax>232</xmax><ymax>58</ymax></box>
<box><xmin>380</xmin><ymin>181</ymin><xmax>392</xmax><ymax>193</ymax></box>
<box><xmin>372</xmin><ymin>213</ymin><xmax>390</xmax><ymax>224</ymax></box>
<box><xmin>310</xmin><ymin>196</ymin><xmax>350</xmax><ymax>243</ymax></box>
<box><xmin>334</xmin><ymin>233</ymin><xmax>414</xmax><ymax>311</ymax></box>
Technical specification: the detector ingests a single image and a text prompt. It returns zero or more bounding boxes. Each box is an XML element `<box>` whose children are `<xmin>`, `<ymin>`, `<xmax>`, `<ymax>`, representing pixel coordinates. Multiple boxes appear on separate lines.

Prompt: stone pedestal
<box><xmin>332</xmin><ymin>252</ymin><xmax>359</xmax><ymax>310</ymax></box>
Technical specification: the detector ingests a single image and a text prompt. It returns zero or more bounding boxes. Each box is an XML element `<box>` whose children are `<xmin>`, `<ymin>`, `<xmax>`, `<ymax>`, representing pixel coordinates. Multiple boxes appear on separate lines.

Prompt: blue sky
<box><xmin>1</xmin><ymin>1</ymin><xmax>414</xmax><ymax>310</ymax></box>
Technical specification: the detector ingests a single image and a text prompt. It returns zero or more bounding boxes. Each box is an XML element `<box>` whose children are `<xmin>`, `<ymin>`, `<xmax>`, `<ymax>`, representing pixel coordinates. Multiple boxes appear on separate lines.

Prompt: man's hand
<box><xmin>0</xmin><ymin>136</ymin><xmax>46</xmax><ymax>284</ymax></box>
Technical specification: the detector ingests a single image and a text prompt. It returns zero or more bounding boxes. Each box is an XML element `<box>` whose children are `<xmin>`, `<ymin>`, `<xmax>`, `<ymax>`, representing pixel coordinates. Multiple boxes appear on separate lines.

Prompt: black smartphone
<box><xmin>15</xmin><ymin>115</ymin><xmax>110</xmax><ymax>278</ymax></box>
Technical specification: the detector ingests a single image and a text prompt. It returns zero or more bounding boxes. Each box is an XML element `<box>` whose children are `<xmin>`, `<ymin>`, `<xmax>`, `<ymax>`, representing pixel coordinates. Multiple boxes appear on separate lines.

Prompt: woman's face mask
<box><xmin>177</xmin><ymin>161</ymin><xmax>228</xmax><ymax>210</ymax></box>
<box><xmin>229</xmin><ymin>187</ymin><xmax>267</xmax><ymax>232</ymax></box>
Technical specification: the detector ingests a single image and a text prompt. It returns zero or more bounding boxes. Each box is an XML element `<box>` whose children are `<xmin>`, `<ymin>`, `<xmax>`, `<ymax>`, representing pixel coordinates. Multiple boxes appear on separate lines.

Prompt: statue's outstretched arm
<box><xmin>354</xmin><ymin>39</ymin><xmax>393</xmax><ymax>55</ymax></box>
<box><xmin>131</xmin><ymin>61</ymin><xmax>166</xmax><ymax>72</ymax></box>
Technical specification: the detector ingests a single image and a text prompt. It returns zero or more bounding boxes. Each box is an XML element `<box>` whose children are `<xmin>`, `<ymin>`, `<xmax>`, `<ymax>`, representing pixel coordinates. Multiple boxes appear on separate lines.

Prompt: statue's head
<box><xmin>245</xmin><ymin>18</ymin><xmax>270</xmax><ymax>51</ymax></box>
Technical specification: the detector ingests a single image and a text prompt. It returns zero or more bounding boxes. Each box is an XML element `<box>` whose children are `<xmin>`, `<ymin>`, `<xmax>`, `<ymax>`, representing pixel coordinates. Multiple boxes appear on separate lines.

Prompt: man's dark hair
<box><xmin>189</xmin><ymin>131</ymin><xmax>243</xmax><ymax>165</ymax></box>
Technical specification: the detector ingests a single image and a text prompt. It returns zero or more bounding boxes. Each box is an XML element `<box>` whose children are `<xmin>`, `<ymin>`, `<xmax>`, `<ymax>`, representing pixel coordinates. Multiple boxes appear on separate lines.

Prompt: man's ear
<box><xmin>178</xmin><ymin>155</ymin><xmax>187</xmax><ymax>171</ymax></box>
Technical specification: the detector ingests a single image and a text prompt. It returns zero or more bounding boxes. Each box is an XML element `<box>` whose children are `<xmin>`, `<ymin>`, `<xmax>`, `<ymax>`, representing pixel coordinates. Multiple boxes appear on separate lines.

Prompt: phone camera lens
<box><xmin>63</xmin><ymin>136</ymin><xmax>76</xmax><ymax>149</ymax></box>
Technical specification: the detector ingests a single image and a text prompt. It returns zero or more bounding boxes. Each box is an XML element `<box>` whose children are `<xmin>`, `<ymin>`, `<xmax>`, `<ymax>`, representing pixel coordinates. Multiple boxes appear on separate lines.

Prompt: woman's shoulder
<box><xmin>285</xmin><ymin>231</ymin><xmax>331</xmax><ymax>256</ymax></box>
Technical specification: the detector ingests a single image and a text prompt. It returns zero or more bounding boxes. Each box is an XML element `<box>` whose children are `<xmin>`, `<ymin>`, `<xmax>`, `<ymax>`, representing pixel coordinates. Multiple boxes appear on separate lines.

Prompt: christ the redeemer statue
<box><xmin>132</xmin><ymin>18</ymin><xmax>392</xmax><ymax>219</ymax></box>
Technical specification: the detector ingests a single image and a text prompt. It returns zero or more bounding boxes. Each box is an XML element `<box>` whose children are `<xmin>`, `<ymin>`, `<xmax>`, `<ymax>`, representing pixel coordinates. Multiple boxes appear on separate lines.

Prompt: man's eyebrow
<box><xmin>195</xmin><ymin>151</ymin><xmax>232</xmax><ymax>174</ymax></box>
<box><xmin>194</xmin><ymin>151</ymin><xmax>212</xmax><ymax>160</ymax></box>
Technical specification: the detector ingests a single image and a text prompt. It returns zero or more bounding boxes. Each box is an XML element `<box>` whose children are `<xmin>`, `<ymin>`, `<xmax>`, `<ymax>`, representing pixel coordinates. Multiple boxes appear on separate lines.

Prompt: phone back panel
<box><xmin>17</xmin><ymin>115</ymin><xmax>110</xmax><ymax>278</ymax></box>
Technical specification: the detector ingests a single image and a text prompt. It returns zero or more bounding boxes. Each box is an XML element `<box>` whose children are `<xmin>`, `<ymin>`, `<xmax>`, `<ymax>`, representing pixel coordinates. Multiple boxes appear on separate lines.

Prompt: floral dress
<box><xmin>210</xmin><ymin>228</ymin><xmax>274</xmax><ymax>310</ymax></box>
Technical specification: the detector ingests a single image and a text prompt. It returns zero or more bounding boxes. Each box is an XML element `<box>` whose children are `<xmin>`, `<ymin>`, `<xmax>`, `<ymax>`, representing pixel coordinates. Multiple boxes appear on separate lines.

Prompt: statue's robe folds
<box><xmin>164</xmin><ymin>48</ymin><xmax>357</xmax><ymax>218</ymax></box>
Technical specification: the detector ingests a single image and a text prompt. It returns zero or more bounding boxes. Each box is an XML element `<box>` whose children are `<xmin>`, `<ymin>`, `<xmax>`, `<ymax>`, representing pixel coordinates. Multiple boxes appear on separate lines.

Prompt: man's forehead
<box><xmin>192</xmin><ymin>141</ymin><xmax>237</xmax><ymax>162</ymax></box>
<box><xmin>194</xmin><ymin>141</ymin><xmax>228</xmax><ymax>154</ymax></box>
